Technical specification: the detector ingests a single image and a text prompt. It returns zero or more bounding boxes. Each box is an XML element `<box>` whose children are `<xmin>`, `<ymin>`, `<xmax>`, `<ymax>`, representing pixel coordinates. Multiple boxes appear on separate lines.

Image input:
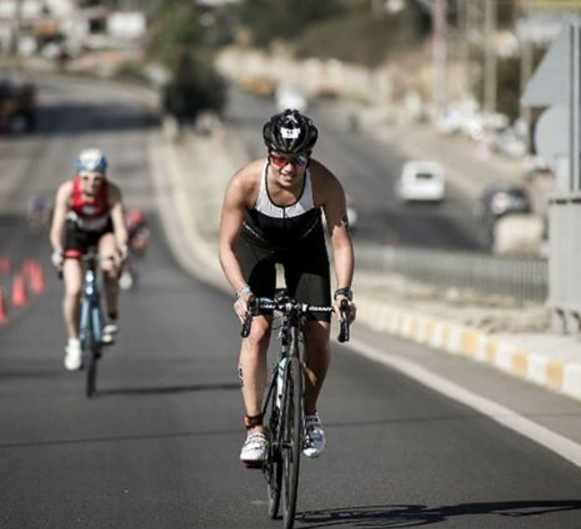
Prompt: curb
<box><xmin>148</xmin><ymin>130</ymin><xmax>228</xmax><ymax>292</ymax></box>
<box><xmin>357</xmin><ymin>296</ymin><xmax>581</xmax><ymax>403</ymax></box>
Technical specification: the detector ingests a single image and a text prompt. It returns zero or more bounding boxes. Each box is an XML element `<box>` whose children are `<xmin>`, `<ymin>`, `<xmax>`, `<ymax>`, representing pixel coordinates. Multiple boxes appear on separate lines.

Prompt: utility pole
<box><xmin>463</xmin><ymin>0</ymin><xmax>480</xmax><ymax>103</ymax></box>
<box><xmin>483</xmin><ymin>0</ymin><xmax>497</xmax><ymax>114</ymax></box>
<box><xmin>458</xmin><ymin>0</ymin><xmax>469</xmax><ymax>98</ymax></box>
<box><xmin>11</xmin><ymin>0</ymin><xmax>24</xmax><ymax>57</ymax></box>
<box><xmin>518</xmin><ymin>0</ymin><xmax>533</xmax><ymax>149</ymax></box>
<box><xmin>433</xmin><ymin>0</ymin><xmax>448</xmax><ymax>111</ymax></box>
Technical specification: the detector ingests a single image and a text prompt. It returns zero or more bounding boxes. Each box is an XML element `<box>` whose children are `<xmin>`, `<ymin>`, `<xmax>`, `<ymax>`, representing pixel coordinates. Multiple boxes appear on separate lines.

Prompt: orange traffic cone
<box><xmin>33</xmin><ymin>261</ymin><xmax>45</xmax><ymax>294</ymax></box>
<box><xmin>0</xmin><ymin>285</ymin><xmax>7</xmax><ymax>324</ymax></box>
<box><xmin>11</xmin><ymin>272</ymin><xmax>27</xmax><ymax>307</ymax></box>
<box><xmin>25</xmin><ymin>259</ymin><xmax>45</xmax><ymax>294</ymax></box>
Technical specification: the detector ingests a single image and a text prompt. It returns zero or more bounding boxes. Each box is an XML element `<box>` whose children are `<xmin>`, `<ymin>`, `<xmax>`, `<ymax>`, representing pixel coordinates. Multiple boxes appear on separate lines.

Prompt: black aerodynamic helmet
<box><xmin>262</xmin><ymin>109</ymin><xmax>318</xmax><ymax>154</ymax></box>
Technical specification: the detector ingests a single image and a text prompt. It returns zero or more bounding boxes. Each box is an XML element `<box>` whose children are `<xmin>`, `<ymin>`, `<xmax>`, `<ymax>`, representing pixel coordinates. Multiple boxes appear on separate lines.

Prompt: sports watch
<box><xmin>333</xmin><ymin>287</ymin><xmax>353</xmax><ymax>301</ymax></box>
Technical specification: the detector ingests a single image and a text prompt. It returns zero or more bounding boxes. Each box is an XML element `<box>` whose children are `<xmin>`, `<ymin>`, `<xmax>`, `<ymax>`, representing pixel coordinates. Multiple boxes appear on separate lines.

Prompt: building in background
<box><xmin>0</xmin><ymin>0</ymin><xmax>146</xmax><ymax>57</ymax></box>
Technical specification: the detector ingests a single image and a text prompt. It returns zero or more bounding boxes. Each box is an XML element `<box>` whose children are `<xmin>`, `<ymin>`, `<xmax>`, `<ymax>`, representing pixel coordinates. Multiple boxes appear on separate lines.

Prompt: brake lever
<box><xmin>338</xmin><ymin>299</ymin><xmax>350</xmax><ymax>343</ymax></box>
<box><xmin>241</xmin><ymin>295</ymin><xmax>257</xmax><ymax>338</ymax></box>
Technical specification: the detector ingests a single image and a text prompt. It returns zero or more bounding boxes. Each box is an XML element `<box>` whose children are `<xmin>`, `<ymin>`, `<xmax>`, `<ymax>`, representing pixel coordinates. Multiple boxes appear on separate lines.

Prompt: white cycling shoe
<box><xmin>303</xmin><ymin>413</ymin><xmax>326</xmax><ymax>458</ymax></box>
<box><xmin>119</xmin><ymin>271</ymin><xmax>133</xmax><ymax>291</ymax></box>
<box><xmin>64</xmin><ymin>338</ymin><xmax>82</xmax><ymax>371</ymax></box>
<box><xmin>102</xmin><ymin>321</ymin><xmax>119</xmax><ymax>345</ymax></box>
<box><xmin>240</xmin><ymin>432</ymin><xmax>268</xmax><ymax>467</ymax></box>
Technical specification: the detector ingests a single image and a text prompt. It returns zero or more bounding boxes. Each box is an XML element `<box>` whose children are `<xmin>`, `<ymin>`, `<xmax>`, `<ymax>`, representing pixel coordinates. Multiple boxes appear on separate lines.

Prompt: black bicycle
<box><xmin>242</xmin><ymin>292</ymin><xmax>350</xmax><ymax>529</ymax></box>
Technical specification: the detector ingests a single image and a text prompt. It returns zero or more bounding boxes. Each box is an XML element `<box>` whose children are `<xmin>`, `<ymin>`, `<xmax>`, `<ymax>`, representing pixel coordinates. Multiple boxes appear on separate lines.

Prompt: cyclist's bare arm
<box><xmin>219</xmin><ymin>165</ymin><xmax>260</xmax><ymax>290</ymax></box>
<box><xmin>107</xmin><ymin>184</ymin><xmax>129</xmax><ymax>257</ymax></box>
<box><xmin>49</xmin><ymin>181</ymin><xmax>73</xmax><ymax>260</ymax></box>
<box><xmin>312</xmin><ymin>163</ymin><xmax>356</xmax><ymax>322</ymax></box>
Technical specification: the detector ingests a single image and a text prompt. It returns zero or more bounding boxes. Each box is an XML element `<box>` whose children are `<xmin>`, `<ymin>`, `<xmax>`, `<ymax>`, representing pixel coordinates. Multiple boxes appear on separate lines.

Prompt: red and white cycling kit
<box><xmin>63</xmin><ymin>176</ymin><xmax>113</xmax><ymax>257</ymax></box>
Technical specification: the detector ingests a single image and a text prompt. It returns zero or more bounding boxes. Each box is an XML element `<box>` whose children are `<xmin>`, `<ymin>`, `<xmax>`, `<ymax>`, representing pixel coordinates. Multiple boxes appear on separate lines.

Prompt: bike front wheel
<box><xmin>85</xmin><ymin>343</ymin><xmax>98</xmax><ymax>398</ymax></box>
<box><xmin>281</xmin><ymin>354</ymin><xmax>303</xmax><ymax>529</ymax></box>
<box><xmin>84</xmin><ymin>308</ymin><xmax>101</xmax><ymax>398</ymax></box>
<box><xmin>265</xmin><ymin>392</ymin><xmax>282</xmax><ymax>519</ymax></box>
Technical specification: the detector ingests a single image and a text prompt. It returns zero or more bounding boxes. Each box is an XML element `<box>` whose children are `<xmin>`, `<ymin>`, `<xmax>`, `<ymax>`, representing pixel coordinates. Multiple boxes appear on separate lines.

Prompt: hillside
<box><xmin>292</xmin><ymin>8</ymin><xmax>430</xmax><ymax>67</ymax></box>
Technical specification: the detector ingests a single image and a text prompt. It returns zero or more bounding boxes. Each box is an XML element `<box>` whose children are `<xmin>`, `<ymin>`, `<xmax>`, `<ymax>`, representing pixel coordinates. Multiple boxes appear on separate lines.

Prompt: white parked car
<box><xmin>396</xmin><ymin>160</ymin><xmax>446</xmax><ymax>203</ymax></box>
<box><xmin>346</xmin><ymin>194</ymin><xmax>358</xmax><ymax>231</ymax></box>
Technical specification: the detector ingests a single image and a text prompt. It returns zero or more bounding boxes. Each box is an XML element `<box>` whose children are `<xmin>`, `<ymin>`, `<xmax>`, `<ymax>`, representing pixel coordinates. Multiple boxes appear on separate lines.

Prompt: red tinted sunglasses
<box><xmin>269</xmin><ymin>153</ymin><xmax>309</xmax><ymax>168</ymax></box>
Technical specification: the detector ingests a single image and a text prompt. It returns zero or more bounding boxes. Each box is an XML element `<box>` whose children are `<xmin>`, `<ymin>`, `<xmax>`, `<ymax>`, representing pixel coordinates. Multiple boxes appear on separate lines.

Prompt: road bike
<box><xmin>242</xmin><ymin>292</ymin><xmax>350</xmax><ymax>529</ymax></box>
<box><xmin>60</xmin><ymin>248</ymin><xmax>112</xmax><ymax>397</ymax></box>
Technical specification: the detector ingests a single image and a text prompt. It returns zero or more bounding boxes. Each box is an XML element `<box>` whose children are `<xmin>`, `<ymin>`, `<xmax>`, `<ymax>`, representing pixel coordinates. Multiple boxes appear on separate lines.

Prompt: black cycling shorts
<box><xmin>63</xmin><ymin>218</ymin><xmax>113</xmax><ymax>258</ymax></box>
<box><xmin>237</xmin><ymin>232</ymin><xmax>331</xmax><ymax>322</ymax></box>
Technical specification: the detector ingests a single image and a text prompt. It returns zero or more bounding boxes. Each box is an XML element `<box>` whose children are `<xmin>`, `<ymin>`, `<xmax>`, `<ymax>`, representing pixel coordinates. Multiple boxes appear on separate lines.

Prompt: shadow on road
<box><xmin>35</xmin><ymin>102</ymin><xmax>159</xmax><ymax>136</ymax></box>
<box><xmin>98</xmin><ymin>381</ymin><xmax>240</xmax><ymax>396</ymax></box>
<box><xmin>297</xmin><ymin>500</ymin><xmax>581</xmax><ymax>528</ymax></box>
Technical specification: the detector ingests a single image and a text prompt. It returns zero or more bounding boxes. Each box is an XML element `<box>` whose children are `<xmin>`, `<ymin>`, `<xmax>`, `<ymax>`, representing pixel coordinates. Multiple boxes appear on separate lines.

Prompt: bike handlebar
<box><xmin>241</xmin><ymin>296</ymin><xmax>351</xmax><ymax>343</ymax></box>
<box><xmin>56</xmin><ymin>251</ymin><xmax>115</xmax><ymax>280</ymax></box>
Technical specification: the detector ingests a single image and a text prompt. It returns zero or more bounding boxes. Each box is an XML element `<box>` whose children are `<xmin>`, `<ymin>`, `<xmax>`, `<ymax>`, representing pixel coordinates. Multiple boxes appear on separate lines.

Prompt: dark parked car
<box><xmin>0</xmin><ymin>70</ymin><xmax>36</xmax><ymax>134</ymax></box>
<box><xmin>474</xmin><ymin>184</ymin><xmax>532</xmax><ymax>249</ymax></box>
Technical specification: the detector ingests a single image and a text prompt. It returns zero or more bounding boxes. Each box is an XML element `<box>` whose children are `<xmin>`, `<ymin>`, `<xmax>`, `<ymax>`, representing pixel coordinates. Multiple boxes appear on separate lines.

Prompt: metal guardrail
<box><xmin>355</xmin><ymin>243</ymin><xmax>548</xmax><ymax>303</ymax></box>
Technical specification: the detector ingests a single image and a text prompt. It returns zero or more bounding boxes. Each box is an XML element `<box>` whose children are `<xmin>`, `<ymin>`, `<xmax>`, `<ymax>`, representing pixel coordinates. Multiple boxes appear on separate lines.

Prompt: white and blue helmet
<box><xmin>75</xmin><ymin>148</ymin><xmax>108</xmax><ymax>173</ymax></box>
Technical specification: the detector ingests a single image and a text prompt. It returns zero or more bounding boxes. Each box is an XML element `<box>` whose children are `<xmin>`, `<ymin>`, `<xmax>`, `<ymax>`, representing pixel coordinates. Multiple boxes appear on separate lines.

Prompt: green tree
<box><xmin>146</xmin><ymin>0</ymin><xmax>226</xmax><ymax>120</ymax></box>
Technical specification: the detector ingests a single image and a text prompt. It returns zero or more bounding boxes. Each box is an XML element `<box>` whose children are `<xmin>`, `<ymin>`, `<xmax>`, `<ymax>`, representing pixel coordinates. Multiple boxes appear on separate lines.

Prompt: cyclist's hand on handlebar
<box><xmin>335</xmin><ymin>297</ymin><xmax>355</xmax><ymax>343</ymax></box>
<box><xmin>333</xmin><ymin>296</ymin><xmax>356</xmax><ymax>325</ymax></box>
<box><xmin>240</xmin><ymin>294</ymin><xmax>257</xmax><ymax>338</ymax></box>
<box><xmin>52</xmin><ymin>250</ymin><xmax>64</xmax><ymax>278</ymax></box>
<box><xmin>118</xmin><ymin>244</ymin><xmax>129</xmax><ymax>263</ymax></box>
<box><xmin>51</xmin><ymin>249</ymin><xmax>64</xmax><ymax>269</ymax></box>
<box><xmin>234</xmin><ymin>290</ymin><xmax>254</xmax><ymax>324</ymax></box>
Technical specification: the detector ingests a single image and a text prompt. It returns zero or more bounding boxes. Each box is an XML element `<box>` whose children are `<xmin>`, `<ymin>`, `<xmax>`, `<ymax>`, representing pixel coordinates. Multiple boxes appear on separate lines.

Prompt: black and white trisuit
<box><xmin>237</xmin><ymin>161</ymin><xmax>331</xmax><ymax>320</ymax></box>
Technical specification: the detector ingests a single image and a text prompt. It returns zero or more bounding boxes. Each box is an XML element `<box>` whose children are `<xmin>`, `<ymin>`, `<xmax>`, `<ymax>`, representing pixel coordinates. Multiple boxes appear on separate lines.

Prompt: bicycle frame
<box><xmin>242</xmin><ymin>294</ymin><xmax>348</xmax><ymax>529</ymax></box>
<box><xmin>78</xmin><ymin>249</ymin><xmax>105</xmax><ymax>398</ymax></box>
<box><xmin>261</xmin><ymin>300</ymin><xmax>307</xmax><ymax>529</ymax></box>
<box><xmin>79</xmin><ymin>260</ymin><xmax>104</xmax><ymax>348</ymax></box>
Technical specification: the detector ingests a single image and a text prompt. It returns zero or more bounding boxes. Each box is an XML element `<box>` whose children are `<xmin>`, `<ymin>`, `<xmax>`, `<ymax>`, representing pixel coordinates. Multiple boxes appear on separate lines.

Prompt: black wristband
<box><xmin>333</xmin><ymin>287</ymin><xmax>353</xmax><ymax>301</ymax></box>
<box><xmin>244</xmin><ymin>414</ymin><xmax>263</xmax><ymax>429</ymax></box>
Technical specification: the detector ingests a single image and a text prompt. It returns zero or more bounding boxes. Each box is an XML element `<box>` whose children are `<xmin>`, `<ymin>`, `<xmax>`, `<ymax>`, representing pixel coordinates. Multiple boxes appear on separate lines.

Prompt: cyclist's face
<box><xmin>269</xmin><ymin>151</ymin><xmax>308</xmax><ymax>187</ymax></box>
<box><xmin>79</xmin><ymin>170</ymin><xmax>105</xmax><ymax>194</ymax></box>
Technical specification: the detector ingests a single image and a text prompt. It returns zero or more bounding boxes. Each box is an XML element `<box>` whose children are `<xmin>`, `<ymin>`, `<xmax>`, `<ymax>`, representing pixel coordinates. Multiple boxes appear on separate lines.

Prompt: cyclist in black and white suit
<box><xmin>219</xmin><ymin>109</ymin><xmax>356</xmax><ymax>465</ymax></box>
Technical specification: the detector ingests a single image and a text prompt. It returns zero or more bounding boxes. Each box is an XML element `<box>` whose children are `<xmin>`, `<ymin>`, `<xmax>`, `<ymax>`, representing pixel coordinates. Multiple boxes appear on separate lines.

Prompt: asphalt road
<box><xmin>1</xmin><ymin>77</ymin><xmax>581</xmax><ymax>529</ymax></box>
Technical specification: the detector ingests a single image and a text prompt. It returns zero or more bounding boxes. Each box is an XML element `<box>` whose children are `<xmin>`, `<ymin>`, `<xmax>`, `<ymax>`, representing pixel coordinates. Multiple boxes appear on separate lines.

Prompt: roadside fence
<box><xmin>355</xmin><ymin>243</ymin><xmax>548</xmax><ymax>303</ymax></box>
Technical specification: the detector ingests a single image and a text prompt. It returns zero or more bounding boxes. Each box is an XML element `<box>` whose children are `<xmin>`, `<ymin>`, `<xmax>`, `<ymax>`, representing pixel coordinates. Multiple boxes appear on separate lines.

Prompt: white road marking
<box><xmin>347</xmin><ymin>337</ymin><xmax>581</xmax><ymax>470</ymax></box>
